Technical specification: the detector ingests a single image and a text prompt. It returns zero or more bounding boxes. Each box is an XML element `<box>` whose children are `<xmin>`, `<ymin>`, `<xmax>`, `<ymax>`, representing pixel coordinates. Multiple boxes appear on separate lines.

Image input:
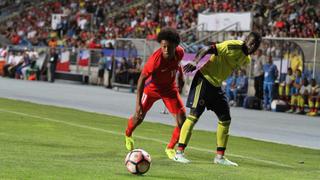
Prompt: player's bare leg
<box><xmin>125</xmin><ymin>112</ymin><xmax>146</xmax><ymax>151</ymax></box>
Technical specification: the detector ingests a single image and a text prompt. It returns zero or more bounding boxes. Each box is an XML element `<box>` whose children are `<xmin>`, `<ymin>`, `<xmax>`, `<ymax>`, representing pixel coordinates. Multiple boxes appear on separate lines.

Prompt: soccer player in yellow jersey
<box><xmin>173</xmin><ymin>32</ymin><xmax>262</xmax><ymax>166</ymax></box>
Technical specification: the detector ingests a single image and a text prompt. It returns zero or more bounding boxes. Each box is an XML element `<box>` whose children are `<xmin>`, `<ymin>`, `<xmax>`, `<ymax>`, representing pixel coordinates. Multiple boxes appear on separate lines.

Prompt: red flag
<box><xmin>78</xmin><ymin>50</ymin><xmax>90</xmax><ymax>66</ymax></box>
<box><xmin>56</xmin><ymin>50</ymin><xmax>70</xmax><ymax>72</ymax></box>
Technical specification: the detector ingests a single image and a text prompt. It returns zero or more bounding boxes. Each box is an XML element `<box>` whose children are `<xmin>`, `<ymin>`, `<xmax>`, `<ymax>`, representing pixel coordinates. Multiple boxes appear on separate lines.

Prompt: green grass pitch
<box><xmin>0</xmin><ymin>98</ymin><xmax>319</xmax><ymax>179</ymax></box>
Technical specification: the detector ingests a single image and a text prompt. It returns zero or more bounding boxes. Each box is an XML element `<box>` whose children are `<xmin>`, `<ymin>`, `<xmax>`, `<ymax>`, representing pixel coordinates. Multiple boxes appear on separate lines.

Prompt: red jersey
<box><xmin>142</xmin><ymin>46</ymin><xmax>184</xmax><ymax>93</ymax></box>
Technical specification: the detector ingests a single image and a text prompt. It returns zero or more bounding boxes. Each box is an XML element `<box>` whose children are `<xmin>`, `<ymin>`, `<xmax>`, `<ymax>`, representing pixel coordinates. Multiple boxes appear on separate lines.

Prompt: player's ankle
<box><xmin>177</xmin><ymin>149</ymin><xmax>184</xmax><ymax>154</ymax></box>
<box><xmin>166</xmin><ymin>144</ymin><xmax>175</xmax><ymax>149</ymax></box>
<box><xmin>177</xmin><ymin>143</ymin><xmax>186</xmax><ymax>152</ymax></box>
<box><xmin>215</xmin><ymin>154</ymin><xmax>223</xmax><ymax>159</ymax></box>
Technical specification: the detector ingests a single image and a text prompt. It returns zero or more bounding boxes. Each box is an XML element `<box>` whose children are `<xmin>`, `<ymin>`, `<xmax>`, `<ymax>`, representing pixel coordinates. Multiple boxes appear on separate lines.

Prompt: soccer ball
<box><xmin>125</xmin><ymin>149</ymin><xmax>151</xmax><ymax>175</ymax></box>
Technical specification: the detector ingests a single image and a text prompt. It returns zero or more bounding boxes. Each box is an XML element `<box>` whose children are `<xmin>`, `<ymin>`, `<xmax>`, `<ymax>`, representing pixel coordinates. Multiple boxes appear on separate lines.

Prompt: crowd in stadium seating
<box><xmin>0</xmin><ymin>0</ymin><xmax>25</xmax><ymax>10</ymax></box>
<box><xmin>252</xmin><ymin>0</ymin><xmax>320</xmax><ymax>38</ymax></box>
<box><xmin>0</xmin><ymin>0</ymin><xmax>319</xmax><ymax>50</ymax></box>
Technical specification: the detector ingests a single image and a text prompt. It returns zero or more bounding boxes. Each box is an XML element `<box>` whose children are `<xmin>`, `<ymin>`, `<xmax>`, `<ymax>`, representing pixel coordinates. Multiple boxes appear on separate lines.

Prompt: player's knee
<box><xmin>219</xmin><ymin>114</ymin><xmax>231</xmax><ymax>123</ymax></box>
<box><xmin>186</xmin><ymin>114</ymin><xmax>198</xmax><ymax>123</ymax></box>
<box><xmin>176</xmin><ymin>112</ymin><xmax>186</xmax><ymax>128</ymax></box>
<box><xmin>176</xmin><ymin>106</ymin><xmax>186</xmax><ymax>115</ymax></box>
<box><xmin>190</xmin><ymin>109</ymin><xmax>202</xmax><ymax>118</ymax></box>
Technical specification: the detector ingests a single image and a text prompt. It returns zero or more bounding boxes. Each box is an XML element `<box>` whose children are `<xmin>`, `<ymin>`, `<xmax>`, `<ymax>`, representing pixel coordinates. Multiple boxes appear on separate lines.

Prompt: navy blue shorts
<box><xmin>186</xmin><ymin>71</ymin><xmax>231</xmax><ymax>121</ymax></box>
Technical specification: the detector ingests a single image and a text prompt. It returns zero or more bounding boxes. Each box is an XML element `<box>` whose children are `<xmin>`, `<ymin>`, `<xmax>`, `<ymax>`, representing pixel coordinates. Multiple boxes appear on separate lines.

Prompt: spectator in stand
<box><xmin>10</xmin><ymin>31</ymin><xmax>21</xmax><ymax>45</ymax></box>
<box><xmin>48</xmin><ymin>38</ymin><xmax>58</xmax><ymax>48</ymax></box>
<box><xmin>94</xmin><ymin>2</ymin><xmax>105</xmax><ymax>27</ymax></box>
<box><xmin>287</xmin><ymin>69</ymin><xmax>303</xmax><ymax>113</ymax></box>
<box><xmin>307</xmin><ymin>78</ymin><xmax>319</xmax><ymax>116</ymax></box>
<box><xmin>263</xmin><ymin>56</ymin><xmax>278</xmax><ymax>110</ymax></box>
<box><xmin>47</xmin><ymin>48</ymin><xmax>59</xmax><ymax>83</ymax></box>
<box><xmin>88</xmin><ymin>37</ymin><xmax>102</xmax><ymax>49</ymax></box>
<box><xmin>252</xmin><ymin>49</ymin><xmax>265</xmax><ymax>100</ymax></box>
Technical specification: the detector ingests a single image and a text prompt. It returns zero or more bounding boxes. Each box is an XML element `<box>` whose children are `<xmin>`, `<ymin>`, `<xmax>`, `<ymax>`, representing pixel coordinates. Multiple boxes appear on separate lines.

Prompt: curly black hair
<box><xmin>157</xmin><ymin>27</ymin><xmax>180</xmax><ymax>45</ymax></box>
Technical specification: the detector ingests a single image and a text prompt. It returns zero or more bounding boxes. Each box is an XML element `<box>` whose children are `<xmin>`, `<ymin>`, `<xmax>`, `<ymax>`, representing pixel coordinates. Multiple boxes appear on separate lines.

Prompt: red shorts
<box><xmin>141</xmin><ymin>87</ymin><xmax>185</xmax><ymax>115</ymax></box>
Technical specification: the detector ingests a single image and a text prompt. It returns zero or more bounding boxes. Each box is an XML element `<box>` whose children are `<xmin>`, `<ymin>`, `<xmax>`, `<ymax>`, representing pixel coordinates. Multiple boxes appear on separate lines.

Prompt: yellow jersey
<box><xmin>200</xmin><ymin>40</ymin><xmax>251</xmax><ymax>87</ymax></box>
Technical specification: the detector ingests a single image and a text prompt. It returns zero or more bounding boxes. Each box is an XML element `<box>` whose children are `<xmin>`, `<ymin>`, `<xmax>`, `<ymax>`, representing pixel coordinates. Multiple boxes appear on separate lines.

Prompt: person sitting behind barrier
<box><xmin>22</xmin><ymin>53</ymin><xmax>38</xmax><ymax>80</ymax></box>
<box><xmin>25</xmin><ymin>60</ymin><xmax>40</xmax><ymax>80</ymax></box>
<box><xmin>15</xmin><ymin>51</ymin><xmax>31</xmax><ymax>79</ymax></box>
<box><xmin>128</xmin><ymin>57</ymin><xmax>142</xmax><ymax>92</ymax></box>
<box><xmin>3</xmin><ymin>51</ymin><xmax>24</xmax><ymax>78</ymax></box>
<box><xmin>3</xmin><ymin>52</ymin><xmax>13</xmax><ymax>77</ymax></box>
<box><xmin>224</xmin><ymin>71</ymin><xmax>237</xmax><ymax>104</ymax></box>
<box><xmin>233</xmin><ymin>69</ymin><xmax>248</xmax><ymax>106</ymax></box>
<box><xmin>287</xmin><ymin>69</ymin><xmax>302</xmax><ymax>113</ymax></box>
<box><xmin>0</xmin><ymin>46</ymin><xmax>7</xmax><ymax>76</ymax></box>
<box><xmin>278</xmin><ymin>67</ymin><xmax>295</xmax><ymax>102</ymax></box>
<box><xmin>307</xmin><ymin>79</ymin><xmax>319</xmax><ymax>116</ymax></box>
<box><xmin>115</xmin><ymin>57</ymin><xmax>130</xmax><ymax>84</ymax></box>
<box><xmin>294</xmin><ymin>78</ymin><xmax>310</xmax><ymax>114</ymax></box>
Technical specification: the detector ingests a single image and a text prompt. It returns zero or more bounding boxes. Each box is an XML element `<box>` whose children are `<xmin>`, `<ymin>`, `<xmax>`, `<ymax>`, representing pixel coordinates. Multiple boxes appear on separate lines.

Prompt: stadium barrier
<box><xmin>3</xmin><ymin>37</ymin><xmax>319</xmax><ymax>96</ymax></box>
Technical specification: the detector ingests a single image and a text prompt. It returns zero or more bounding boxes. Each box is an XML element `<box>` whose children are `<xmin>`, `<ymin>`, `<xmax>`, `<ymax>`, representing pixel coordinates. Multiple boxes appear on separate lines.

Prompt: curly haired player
<box><xmin>125</xmin><ymin>27</ymin><xmax>186</xmax><ymax>160</ymax></box>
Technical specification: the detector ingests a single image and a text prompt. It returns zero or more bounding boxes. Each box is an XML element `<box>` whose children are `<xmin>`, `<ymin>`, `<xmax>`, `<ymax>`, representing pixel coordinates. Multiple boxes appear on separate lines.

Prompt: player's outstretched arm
<box><xmin>177</xmin><ymin>65</ymin><xmax>185</xmax><ymax>92</ymax></box>
<box><xmin>183</xmin><ymin>44</ymin><xmax>217</xmax><ymax>73</ymax></box>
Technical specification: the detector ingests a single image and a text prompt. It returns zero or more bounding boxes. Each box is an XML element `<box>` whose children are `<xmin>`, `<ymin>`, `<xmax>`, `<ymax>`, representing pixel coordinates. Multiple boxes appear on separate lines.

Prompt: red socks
<box><xmin>167</xmin><ymin>126</ymin><xmax>180</xmax><ymax>149</ymax></box>
<box><xmin>216</xmin><ymin>147</ymin><xmax>226</xmax><ymax>156</ymax></box>
<box><xmin>125</xmin><ymin>116</ymin><xmax>134</xmax><ymax>137</ymax></box>
<box><xmin>126</xmin><ymin>118</ymin><xmax>181</xmax><ymax>150</ymax></box>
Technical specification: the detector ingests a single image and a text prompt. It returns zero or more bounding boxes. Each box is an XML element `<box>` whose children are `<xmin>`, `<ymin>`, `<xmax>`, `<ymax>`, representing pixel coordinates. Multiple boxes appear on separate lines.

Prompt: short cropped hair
<box><xmin>157</xmin><ymin>27</ymin><xmax>180</xmax><ymax>45</ymax></box>
<box><xmin>246</xmin><ymin>32</ymin><xmax>262</xmax><ymax>46</ymax></box>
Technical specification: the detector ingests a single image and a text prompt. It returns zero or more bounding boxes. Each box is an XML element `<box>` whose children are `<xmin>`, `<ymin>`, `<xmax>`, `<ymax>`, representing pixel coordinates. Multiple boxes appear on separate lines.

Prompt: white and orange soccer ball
<box><xmin>125</xmin><ymin>149</ymin><xmax>151</xmax><ymax>175</ymax></box>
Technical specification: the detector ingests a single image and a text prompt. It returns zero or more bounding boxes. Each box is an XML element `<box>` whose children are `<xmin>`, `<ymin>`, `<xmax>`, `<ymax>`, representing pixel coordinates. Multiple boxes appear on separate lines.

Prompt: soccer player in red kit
<box><xmin>125</xmin><ymin>27</ymin><xmax>186</xmax><ymax>159</ymax></box>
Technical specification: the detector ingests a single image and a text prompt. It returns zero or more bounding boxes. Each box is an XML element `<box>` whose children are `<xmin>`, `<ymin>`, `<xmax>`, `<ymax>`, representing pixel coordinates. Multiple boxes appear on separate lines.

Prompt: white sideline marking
<box><xmin>0</xmin><ymin>109</ymin><xmax>294</xmax><ymax>168</ymax></box>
